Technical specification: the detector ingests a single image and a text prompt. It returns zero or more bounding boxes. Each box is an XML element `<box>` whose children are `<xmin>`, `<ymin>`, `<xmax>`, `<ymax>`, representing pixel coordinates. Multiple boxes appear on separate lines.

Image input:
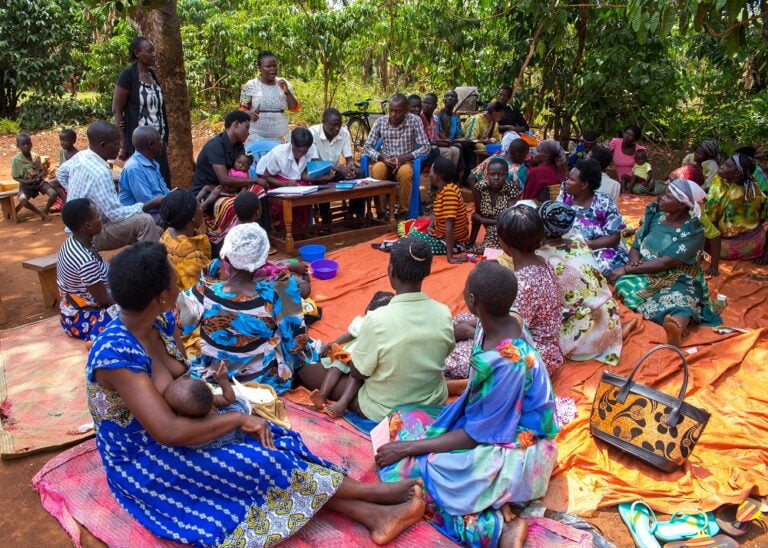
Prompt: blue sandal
<box><xmin>655</xmin><ymin>511</ymin><xmax>719</xmax><ymax>543</ymax></box>
<box><xmin>619</xmin><ymin>501</ymin><xmax>661</xmax><ymax>548</ymax></box>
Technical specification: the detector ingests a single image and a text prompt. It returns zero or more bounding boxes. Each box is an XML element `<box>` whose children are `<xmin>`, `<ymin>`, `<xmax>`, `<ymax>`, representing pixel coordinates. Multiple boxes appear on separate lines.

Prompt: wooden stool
<box><xmin>21</xmin><ymin>253</ymin><xmax>59</xmax><ymax>308</ymax></box>
<box><xmin>0</xmin><ymin>190</ymin><xmax>19</xmax><ymax>223</ymax></box>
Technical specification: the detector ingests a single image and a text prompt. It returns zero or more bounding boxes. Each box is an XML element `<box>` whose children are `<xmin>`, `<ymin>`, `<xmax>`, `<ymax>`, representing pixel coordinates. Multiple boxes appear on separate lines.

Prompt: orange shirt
<box><xmin>433</xmin><ymin>182</ymin><xmax>470</xmax><ymax>241</ymax></box>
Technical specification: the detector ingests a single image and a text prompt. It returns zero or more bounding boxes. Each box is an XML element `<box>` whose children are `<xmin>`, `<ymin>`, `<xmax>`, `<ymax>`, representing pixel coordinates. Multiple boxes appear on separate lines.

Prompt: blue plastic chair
<box><xmin>360</xmin><ymin>138</ymin><xmax>429</xmax><ymax>216</ymax></box>
<box><xmin>245</xmin><ymin>140</ymin><xmax>280</xmax><ymax>177</ymax></box>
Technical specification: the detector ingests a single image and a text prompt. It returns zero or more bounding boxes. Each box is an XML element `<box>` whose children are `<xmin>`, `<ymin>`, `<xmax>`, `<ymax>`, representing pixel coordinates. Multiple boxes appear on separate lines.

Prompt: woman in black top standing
<box><xmin>112</xmin><ymin>36</ymin><xmax>171</xmax><ymax>185</ymax></box>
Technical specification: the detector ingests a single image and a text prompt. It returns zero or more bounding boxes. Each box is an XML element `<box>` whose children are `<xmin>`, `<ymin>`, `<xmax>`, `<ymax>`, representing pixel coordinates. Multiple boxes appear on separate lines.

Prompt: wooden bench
<box><xmin>0</xmin><ymin>189</ymin><xmax>19</xmax><ymax>223</ymax></box>
<box><xmin>21</xmin><ymin>253</ymin><xmax>59</xmax><ymax>308</ymax></box>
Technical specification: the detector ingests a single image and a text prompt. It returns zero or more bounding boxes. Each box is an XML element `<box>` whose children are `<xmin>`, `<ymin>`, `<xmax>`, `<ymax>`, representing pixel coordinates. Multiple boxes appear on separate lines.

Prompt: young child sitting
<box><xmin>629</xmin><ymin>148</ymin><xmax>655</xmax><ymax>195</ymax></box>
<box><xmin>198</xmin><ymin>152</ymin><xmax>258</xmax><ymax>211</ymax></box>
<box><xmin>309</xmin><ymin>291</ymin><xmax>395</xmax><ymax>417</ymax></box>
<box><xmin>59</xmin><ymin>128</ymin><xmax>79</xmax><ymax>164</ymax></box>
<box><xmin>163</xmin><ymin>363</ymin><xmax>241</xmax><ymax>418</ymax></box>
<box><xmin>402</xmin><ymin>156</ymin><xmax>469</xmax><ymax>263</ymax></box>
<box><xmin>11</xmin><ymin>133</ymin><xmax>66</xmax><ymax>220</ymax></box>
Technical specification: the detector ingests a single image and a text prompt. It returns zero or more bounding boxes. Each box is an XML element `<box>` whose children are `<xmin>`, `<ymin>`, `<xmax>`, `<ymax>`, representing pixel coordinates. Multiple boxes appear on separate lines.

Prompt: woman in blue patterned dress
<box><xmin>375</xmin><ymin>261</ymin><xmax>558</xmax><ymax>547</ymax></box>
<box><xmin>557</xmin><ymin>158</ymin><xmax>628</xmax><ymax>275</ymax></box>
<box><xmin>86</xmin><ymin>241</ymin><xmax>427</xmax><ymax>546</ymax></box>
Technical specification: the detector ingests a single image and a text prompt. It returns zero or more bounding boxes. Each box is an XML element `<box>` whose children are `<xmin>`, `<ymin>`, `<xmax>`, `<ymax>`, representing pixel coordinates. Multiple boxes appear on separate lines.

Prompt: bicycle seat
<box><xmin>354</xmin><ymin>99</ymin><xmax>372</xmax><ymax>107</ymax></box>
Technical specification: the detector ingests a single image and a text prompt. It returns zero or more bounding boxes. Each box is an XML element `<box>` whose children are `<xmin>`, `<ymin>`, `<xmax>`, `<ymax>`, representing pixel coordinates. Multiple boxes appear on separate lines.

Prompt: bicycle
<box><xmin>341</xmin><ymin>99</ymin><xmax>388</xmax><ymax>157</ymax></box>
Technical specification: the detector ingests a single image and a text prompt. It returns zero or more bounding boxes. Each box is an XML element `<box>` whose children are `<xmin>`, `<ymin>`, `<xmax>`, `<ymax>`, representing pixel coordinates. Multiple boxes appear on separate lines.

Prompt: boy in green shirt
<box><xmin>11</xmin><ymin>133</ymin><xmax>65</xmax><ymax>220</ymax></box>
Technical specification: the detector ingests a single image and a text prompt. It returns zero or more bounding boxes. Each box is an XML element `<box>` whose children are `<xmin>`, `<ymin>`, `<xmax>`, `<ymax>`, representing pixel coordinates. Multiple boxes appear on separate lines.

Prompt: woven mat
<box><xmin>0</xmin><ymin>317</ymin><xmax>92</xmax><ymax>458</ymax></box>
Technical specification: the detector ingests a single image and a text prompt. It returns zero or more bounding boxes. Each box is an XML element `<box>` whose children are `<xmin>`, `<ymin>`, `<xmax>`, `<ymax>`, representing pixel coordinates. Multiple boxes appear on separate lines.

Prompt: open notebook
<box><xmin>267</xmin><ymin>186</ymin><xmax>319</xmax><ymax>196</ymax></box>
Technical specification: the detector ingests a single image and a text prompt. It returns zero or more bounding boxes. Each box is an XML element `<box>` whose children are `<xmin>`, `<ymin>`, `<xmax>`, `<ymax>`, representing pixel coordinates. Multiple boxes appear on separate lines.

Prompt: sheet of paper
<box><xmin>370</xmin><ymin>416</ymin><xmax>391</xmax><ymax>455</ymax></box>
<box><xmin>483</xmin><ymin>248</ymin><xmax>503</xmax><ymax>260</ymax></box>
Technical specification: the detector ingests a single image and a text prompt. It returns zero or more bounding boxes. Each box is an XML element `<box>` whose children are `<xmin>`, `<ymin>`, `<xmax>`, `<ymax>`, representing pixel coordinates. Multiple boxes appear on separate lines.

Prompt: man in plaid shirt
<box><xmin>364</xmin><ymin>94</ymin><xmax>431</xmax><ymax>217</ymax></box>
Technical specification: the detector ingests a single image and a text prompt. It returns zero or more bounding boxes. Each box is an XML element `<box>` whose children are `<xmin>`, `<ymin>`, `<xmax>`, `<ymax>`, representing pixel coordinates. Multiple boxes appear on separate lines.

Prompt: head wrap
<box><xmin>732</xmin><ymin>153</ymin><xmax>758</xmax><ymax>199</ymax></box>
<box><xmin>538</xmin><ymin>200</ymin><xmax>576</xmax><ymax>238</ymax></box>
<box><xmin>220</xmin><ymin>222</ymin><xmax>269</xmax><ymax>272</ymax></box>
<box><xmin>697</xmin><ymin>139</ymin><xmax>720</xmax><ymax>161</ymax></box>
<box><xmin>668</xmin><ymin>178</ymin><xmax>706</xmax><ymax>218</ymax></box>
<box><xmin>537</xmin><ymin>139</ymin><xmax>567</xmax><ymax>168</ymax></box>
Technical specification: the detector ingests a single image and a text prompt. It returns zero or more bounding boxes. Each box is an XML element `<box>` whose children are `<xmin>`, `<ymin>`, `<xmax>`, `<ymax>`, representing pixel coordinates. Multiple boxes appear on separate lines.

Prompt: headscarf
<box><xmin>219</xmin><ymin>222</ymin><xmax>269</xmax><ymax>272</ymax></box>
<box><xmin>537</xmin><ymin>139</ymin><xmax>567</xmax><ymax>169</ymax></box>
<box><xmin>538</xmin><ymin>200</ymin><xmax>576</xmax><ymax>238</ymax></box>
<box><xmin>669</xmin><ymin>178</ymin><xmax>706</xmax><ymax>219</ymax></box>
<box><xmin>697</xmin><ymin>139</ymin><xmax>720</xmax><ymax>161</ymax></box>
<box><xmin>731</xmin><ymin>153</ymin><xmax>758</xmax><ymax>199</ymax></box>
<box><xmin>669</xmin><ymin>165</ymin><xmax>704</xmax><ymax>187</ymax></box>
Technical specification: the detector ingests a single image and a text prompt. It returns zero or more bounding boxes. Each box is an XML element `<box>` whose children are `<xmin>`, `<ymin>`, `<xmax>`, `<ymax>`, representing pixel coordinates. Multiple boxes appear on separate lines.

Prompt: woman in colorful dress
<box><xmin>497</xmin><ymin>204</ymin><xmax>563</xmax><ymax>374</ymax></box>
<box><xmin>159</xmin><ymin>189</ymin><xmax>211</xmax><ymax>291</ymax></box>
<box><xmin>56</xmin><ymin>198</ymin><xmax>118</xmax><ymax>341</ymax></box>
<box><xmin>557</xmin><ymin>158</ymin><xmax>628</xmax><ymax>275</ymax></box>
<box><xmin>375</xmin><ymin>260</ymin><xmax>558</xmax><ymax>547</ymax></box>
<box><xmin>464</xmin><ymin>102</ymin><xmax>505</xmax><ymax>152</ymax></box>
<box><xmin>610</xmin><ymin>179</ymin><xmax>722</xmax><ymax>347</ymax></box>
<box><xmin>537</xmin><ymin>201</ymin><xmax>622</xmax><ymax>365</ymax></box>
<box><xmin>240</xmin><ymin>51</ymin><xmax>300</xmax><ymax>143</ymax></box>
<box><xmin>113</xmin><ymin>36</ymin><xmax>170</xmax><ymax>184</ymax></box>
<box><xmin>704</xmin><ymin>153</ymin><xmax>768</xmax><ymax>276</ymax></box>
<box><xmin>467</xmin><ymin>157</ymin><xmax>521</xmax><ymax>253</ymax></box>
<box><xmin>177</xmin><ymin>223</ymin><xmax>316</xmax><ymax>392</ymax></box>
<box><xmin>609</xmin><ymin>124</ymin><xmax>644</xmax><ymax>188</ymax></box>
<box><xmin>87</xmin><ymin>240</ymin><xmax>427</xmax><ymax>547</ymax></box>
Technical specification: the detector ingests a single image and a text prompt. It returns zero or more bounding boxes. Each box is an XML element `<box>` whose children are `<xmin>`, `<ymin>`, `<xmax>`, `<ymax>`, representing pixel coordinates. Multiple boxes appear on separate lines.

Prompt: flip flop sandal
<box><xmin>716</xmin><ymin>498</ymin><xmax>764</xmax><ymax>537</ymax></box>
<box><xmin>662</xmin><ymin>534</ymin><xmax>739</xmax><ymax>548</ymax></box>
<box><xmin>619</xmin><ymin>501</ymin><xmax>661</xmax><ymax>548</ymax></box>
<box><xmin>268</xmin><ymin>247</ymin><xmax>278</xmax><ymax>255</ymax></box>
<box><xmin>655</xmin><ymin>512</ymin><xmax>719</xmax><ymax>543</ymax></box>
<box><xmin>371</xmin><ymin>241</ymin><xmax>395</xmax><ymax>252</ymax></box>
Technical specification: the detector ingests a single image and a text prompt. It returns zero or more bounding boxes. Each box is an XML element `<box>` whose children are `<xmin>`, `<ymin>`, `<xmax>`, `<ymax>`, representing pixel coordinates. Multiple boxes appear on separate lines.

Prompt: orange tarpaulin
<box><xmin>309</xmin><ymin>195</ymin><xmax>768</xmax><ymax>516</ymax></box>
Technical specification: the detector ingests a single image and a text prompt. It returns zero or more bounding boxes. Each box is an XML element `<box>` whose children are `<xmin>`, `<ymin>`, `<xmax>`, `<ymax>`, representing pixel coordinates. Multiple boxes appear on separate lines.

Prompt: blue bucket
<box><xmin>299</xmin><ymin>244</ymin><xmax>326</xmax><ymax>262</ymax></box>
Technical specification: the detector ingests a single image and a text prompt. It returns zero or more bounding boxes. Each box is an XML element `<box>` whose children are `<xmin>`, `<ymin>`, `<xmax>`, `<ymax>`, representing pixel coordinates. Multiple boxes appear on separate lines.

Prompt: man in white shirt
<box><xmin>57</xmin><ymin>120</ymin><xmax>162</xmax><ymax>250</ymax></box>
<box><xmin>590</xmin><ymin>144</ymin><xmax>621</xmax><ymax>203</ymax></box>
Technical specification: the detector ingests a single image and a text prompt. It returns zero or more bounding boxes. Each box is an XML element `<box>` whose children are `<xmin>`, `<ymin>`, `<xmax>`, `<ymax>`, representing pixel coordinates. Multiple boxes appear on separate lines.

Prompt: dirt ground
<box><xmin>0</xmin><ymin>127</ymin><xmax>765</xmax><ymax>546</ymax></box>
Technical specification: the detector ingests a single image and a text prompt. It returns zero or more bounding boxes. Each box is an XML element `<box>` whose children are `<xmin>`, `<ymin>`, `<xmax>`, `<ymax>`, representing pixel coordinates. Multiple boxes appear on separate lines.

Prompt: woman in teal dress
<box><xmin>87</xmin><ymin>240</ymin><xmax>429</xmax><ymax>547</ymax></box>
<box><xmin>609</xmin><ymin>178</ymin><xmax>722</xmax><ymax>347</ymax></box>
<box><xmin>375</xmin><ymin>261</ymin><xmax>558</xmax><ymax>547</ymax></box>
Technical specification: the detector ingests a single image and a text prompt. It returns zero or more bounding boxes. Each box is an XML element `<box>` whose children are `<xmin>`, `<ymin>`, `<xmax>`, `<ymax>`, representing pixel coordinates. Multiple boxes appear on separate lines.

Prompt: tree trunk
<box><xmin>132</xmin><ymin>0</ymin><xmax>195</xmax><ymax>189</ymax></box>
<box><xmin>512</xmin><ymin>18</ymin><xmax>546</xmax><ymax>96</ymax></box>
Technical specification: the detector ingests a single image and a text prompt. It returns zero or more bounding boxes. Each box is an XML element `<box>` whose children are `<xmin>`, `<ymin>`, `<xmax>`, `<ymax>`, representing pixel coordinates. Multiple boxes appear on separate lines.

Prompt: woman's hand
<box><xmin>606</xmin><ymin>266</ymin><xmax>628</xmax><ymax>284</ymax></box>
<box><xmin>705</xmin><ymin>265</ymin><xmax>720</xmax><ymax>277</ymax></box>
<box><xmin>240</xmin><ymin>416</ymin><xmax>275</xmax><ymax>450</ymax></box>
<box><xmin>375</xmin><ymin>441</ymin><xmax>413</xmax><ymax>468</ymax></box>
<box><xmin>277</xmin><ymin>79</ymin><xmax>290</xmax><ymax>94</ymax></box>
<box><xmin>628</xmin><ymin>248</ymin><xmax>641</xmax><ymax>267</ymax></box>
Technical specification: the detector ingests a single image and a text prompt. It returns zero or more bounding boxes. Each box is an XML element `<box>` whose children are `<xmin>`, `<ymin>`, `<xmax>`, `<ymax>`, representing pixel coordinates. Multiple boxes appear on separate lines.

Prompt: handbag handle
<box><xmin>615</xmin><ymin>344</ymin><xmax>689</xmax><ymax>427</ymax></box>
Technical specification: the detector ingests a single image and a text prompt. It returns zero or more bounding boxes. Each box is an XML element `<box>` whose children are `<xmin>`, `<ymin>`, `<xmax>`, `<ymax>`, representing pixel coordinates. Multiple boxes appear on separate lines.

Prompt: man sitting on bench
<box><xmin>57</xmin><ymin>120</ymin><xmax>163</xmax><ymax>250</ymax></box>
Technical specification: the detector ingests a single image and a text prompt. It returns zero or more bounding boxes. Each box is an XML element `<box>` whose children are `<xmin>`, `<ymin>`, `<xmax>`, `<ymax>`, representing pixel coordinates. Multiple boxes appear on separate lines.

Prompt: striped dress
<box><xmin>56</xmin><ymin>236</ymin><xmax>117</xmax><ymax>341</ymax></box>
<box><xmin>406</xmin><ymin>182</ymin><xmax>470</xmax><ymax>254</ymax></box>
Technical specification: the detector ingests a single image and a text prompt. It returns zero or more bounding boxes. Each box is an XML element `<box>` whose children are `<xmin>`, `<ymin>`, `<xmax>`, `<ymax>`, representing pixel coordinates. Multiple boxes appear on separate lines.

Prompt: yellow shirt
<box><xmin>160</xmin><ymin>230</ymin><xmax>212</xmax><ymax>291</ymax></box>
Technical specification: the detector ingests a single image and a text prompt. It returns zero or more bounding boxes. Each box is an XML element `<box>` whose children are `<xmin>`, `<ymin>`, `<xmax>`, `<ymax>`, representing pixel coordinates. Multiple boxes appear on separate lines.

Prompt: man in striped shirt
<box><xmin>364</xmin><ymin>94</ymin><xmax>431</xmax><ymax>218</ymax></box>
<box><xmin>57</xmin><ymin>121</ymin><xmax>162</xmax><ymax>250</ymax></box>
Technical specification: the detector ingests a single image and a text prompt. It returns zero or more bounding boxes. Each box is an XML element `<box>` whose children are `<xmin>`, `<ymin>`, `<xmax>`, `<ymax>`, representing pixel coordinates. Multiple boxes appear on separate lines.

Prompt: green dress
<box><xmin>615</xmin><ymin>202</ymin><xmax>721</xmax><ymax>326</ymax></box>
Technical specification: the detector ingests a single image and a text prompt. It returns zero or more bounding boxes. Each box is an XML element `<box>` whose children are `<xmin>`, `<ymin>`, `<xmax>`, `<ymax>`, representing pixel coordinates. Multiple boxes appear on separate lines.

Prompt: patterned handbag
<box><xmin>589</xmin><ymin>345</ymin><xmax>710</xmax><ymax>472</ymax></box>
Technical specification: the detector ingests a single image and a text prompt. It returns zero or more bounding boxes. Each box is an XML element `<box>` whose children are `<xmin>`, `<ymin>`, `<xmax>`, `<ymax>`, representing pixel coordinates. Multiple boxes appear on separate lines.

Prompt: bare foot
<box><xmin>499</xmin><ymin>517</ymin><xmax>528</xmax><ymax>548</ymax></box>
<box><xmin>663</xmin><ymin>315</ymin><xmax>682</xmax><ymax>347</ymax></box>
<box><xmin>365</xmin><ymin>478</ymin><xmax>422</xmax><ymax>505</ymax></box>
<box><xmin>370</xmin><ymin>484</ymin><xmax>426</xmax><ymax>545</ymax></box>
<box><xmin>325</xmin><ymin>401</ymin><xmax>348</xmax><ymax>418</ymax></box>
<box><xmin>308</xmin><ymin>389</ymin><xmax>326</xmax><ymax>411</ymax></box>
<box><xmin>621</xmin><ymin>318</ymin><xmax>638</xmax><ymax>341</ymax></box>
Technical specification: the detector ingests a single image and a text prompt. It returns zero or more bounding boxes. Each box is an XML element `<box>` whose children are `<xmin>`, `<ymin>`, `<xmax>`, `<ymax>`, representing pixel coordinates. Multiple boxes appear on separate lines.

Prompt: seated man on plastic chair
<box><xmin>363</xmin><ymin>93</ymin><xmax>431</xmax><ymax>219</ymax></box>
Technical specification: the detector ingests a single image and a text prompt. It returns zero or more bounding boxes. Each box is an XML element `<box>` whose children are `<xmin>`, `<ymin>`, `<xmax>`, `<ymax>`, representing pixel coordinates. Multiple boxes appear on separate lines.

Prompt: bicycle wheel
<box><xmin>347</xmin><ymin>118</ymin><xmax>369</xmax><ymax>159</ymax></box>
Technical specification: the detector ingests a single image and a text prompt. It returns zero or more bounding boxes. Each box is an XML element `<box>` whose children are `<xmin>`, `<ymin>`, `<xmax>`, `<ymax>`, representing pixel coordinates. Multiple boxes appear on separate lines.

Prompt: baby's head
<box><xmin>234</xmin><ymin>190</ymin><xmax>262</xmax><ymax>224</ymax></box>
<box><xmin>164</xmin><ymin>377</ymin><xmax>214</xmax><ymax>418</ymax></box>
<box><xmin>634</xmin><ymin>148</ymin><xmax>648</xmax><ymax>164</ymax></box>
<box><xmin>366</xmin><ymin>291</ymin><xmax>394</xmax><ymax>313</ymax></box>
<box><xmin>233</xmin><ymin>152</ymin><xmax>253</xmax><ymax>173</ymax></box>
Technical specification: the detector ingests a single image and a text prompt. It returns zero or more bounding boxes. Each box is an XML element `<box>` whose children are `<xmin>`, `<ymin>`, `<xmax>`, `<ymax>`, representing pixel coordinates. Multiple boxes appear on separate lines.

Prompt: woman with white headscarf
<box><xmin>177</xmin><ymin>222</ymin><xmax>318</xmax><ymax>392</ymax></box>
<box><xmin>609</xmin><ymin>179</ymin><xmax>722</xmax><ymax>346</ymax></box>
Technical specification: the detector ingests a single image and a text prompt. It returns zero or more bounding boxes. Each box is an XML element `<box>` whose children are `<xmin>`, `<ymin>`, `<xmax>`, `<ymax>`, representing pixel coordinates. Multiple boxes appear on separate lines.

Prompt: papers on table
<box><xmin>267</xmin><ymin>186</ymin><xmax>319</xmax><ymax>196</ymax></box>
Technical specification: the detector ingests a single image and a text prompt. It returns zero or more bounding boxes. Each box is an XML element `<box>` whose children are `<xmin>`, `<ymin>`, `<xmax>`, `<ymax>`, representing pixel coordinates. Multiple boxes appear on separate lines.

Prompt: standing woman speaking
<box><xmin>112</xmin><ymin>36</ymin><xmax>171</xmax><ymax>185</ymax></box>
<box><xmin>239</xmin><ymin>51</ymin><xmax>300</xmax><ymax>143</ymax></box>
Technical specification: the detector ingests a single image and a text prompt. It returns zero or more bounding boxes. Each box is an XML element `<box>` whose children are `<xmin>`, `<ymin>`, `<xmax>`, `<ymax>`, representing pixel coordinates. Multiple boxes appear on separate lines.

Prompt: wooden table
<box><xmin>268</xmin><ymin>180</ymin><xmax>398</xmax><ymax>254</ymax></box>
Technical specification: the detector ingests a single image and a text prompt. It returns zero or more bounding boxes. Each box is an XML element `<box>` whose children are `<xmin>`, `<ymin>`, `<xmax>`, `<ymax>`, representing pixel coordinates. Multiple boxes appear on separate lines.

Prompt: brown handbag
<box><xmin>589</xmin><ymin>345</ymin><xmax>710</xmax><ymax>472</ymax></box>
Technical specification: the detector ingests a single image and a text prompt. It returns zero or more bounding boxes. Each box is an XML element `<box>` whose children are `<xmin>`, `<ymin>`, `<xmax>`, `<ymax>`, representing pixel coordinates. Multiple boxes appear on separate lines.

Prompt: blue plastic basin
<box><xmin>299</xmin><ymin>244</ymin><xmax>326</xmax><ymax>262</ymax></box>
<box><xmin>311</xmin><ymin>259</ymin><xmax>339</xmax><ymax>280</ymax></box>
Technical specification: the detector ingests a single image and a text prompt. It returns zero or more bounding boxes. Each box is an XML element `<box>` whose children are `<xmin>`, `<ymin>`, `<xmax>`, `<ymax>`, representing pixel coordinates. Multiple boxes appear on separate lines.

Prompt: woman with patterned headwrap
<box><xmin>704</xmin><ymin>153</ymin><xmax>768</xmax><ymax>276</ymax></box>
<box><xmin>683</xmin><ymin>139</ymin><xmax>720</xmax><ymax>188</ymax></box>
<box><xmin>609</xmin><ymin>179</ymin><xmax>722</xmax><ymax>347</ymax></box>
<box><xmin>537</xmin><ymin>201</ymin><xmax>622</xmax><ymax>365</ymax></box>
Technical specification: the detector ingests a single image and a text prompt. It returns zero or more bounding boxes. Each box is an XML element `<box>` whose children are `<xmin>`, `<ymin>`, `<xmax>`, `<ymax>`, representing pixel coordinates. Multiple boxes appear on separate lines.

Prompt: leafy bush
<box><xmin>17</xmin><ymin>95</ymin><xmax>111</xmax><ymax>131</ymax></box>
<box><xmin>0</xmin><ymin>118</ymin><xmax>21</xmax><ymax>135</ymax></box>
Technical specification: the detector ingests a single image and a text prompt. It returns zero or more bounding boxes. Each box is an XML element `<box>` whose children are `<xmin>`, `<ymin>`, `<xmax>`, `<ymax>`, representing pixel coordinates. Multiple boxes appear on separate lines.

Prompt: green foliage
<box><xmin>0</xmin><ymin>118</ymin><xmax>21</xmax><ymax>135</ymax></box>
<box><xmin>0</xmin><ymin>0</ymin><xmax>85</xmax><ymax>118</ymax></box>
<box><xmin>17</xmin><ymin>95</ymin><xmax>111</xmax><ymax>131</ymax></box>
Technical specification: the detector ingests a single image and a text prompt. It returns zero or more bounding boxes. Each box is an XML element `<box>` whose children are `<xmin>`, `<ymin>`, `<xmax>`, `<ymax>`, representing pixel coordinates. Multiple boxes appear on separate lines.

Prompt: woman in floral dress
<box><xmin>87</xmin><ymin>240</ymin><xmax>427</xmax><ymax>547</ymax></box>
<box><xmin>376</xmin><ymin>261</ymin><xmax>558</xmax><ymax>547</ymax></box>
<box><xmin>467</xmin><ymin>157</ymin><xmax>522</xmax><ymax>253</ymax></box>
<box><xmin>537</xmin><ymin>201</ymin><xmax>622</xmax><ymax>365</ymax></box>
<box><xmin>610</xmin><ymin>179</ymin><xmax>722</xmax><ymax>347</ymax></box>
<box><xmin>557</xmin><ymin>158</ymin><xmax>629</xmax><ymax>275</ymax></box>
